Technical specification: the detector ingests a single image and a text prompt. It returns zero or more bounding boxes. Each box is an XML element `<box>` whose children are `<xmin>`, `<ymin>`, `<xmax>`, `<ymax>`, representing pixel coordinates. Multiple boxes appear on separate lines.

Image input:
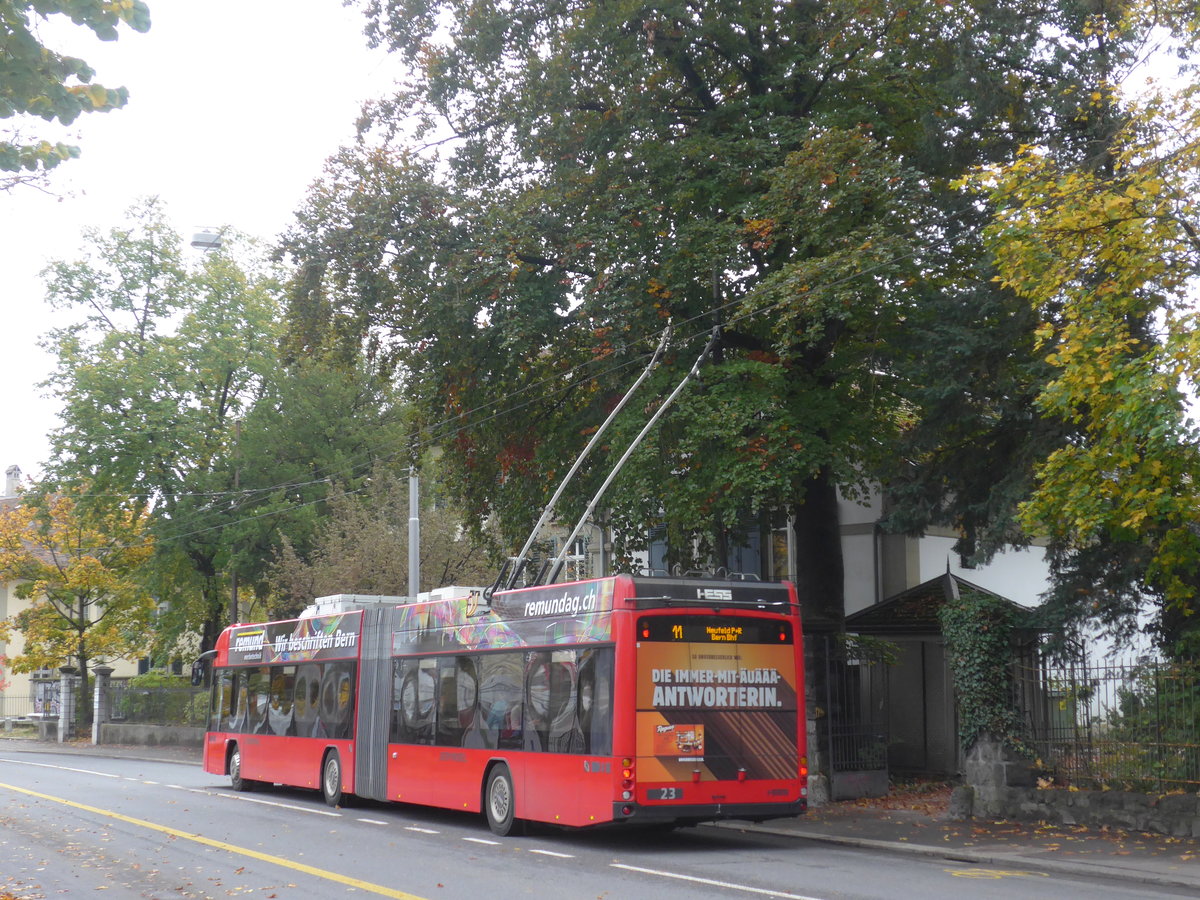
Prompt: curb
<box><xmin>0</xmin><ymin>739</ymin><xmax>200</xmax><ymax>767</ymax></box>
<box><xmin>711</xmin><ymin>820</ymin><xmax>1200</xmax><ymax>892</ymax></box>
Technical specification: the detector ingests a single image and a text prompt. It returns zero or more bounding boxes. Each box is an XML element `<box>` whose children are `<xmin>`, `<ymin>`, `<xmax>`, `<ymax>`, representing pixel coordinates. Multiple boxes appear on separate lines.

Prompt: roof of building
<box><xmin>844</xmin><ymin>571</ymin><xmax>1040</xmax><ymax>636</ymax></box>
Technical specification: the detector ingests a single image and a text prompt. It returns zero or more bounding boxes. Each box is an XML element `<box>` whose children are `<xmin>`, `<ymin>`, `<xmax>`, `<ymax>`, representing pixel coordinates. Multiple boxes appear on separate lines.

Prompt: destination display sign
<box><xmin>638</xmin><ymin>616</ymin><xmax>793</xmax><ymax>644</ymax></box>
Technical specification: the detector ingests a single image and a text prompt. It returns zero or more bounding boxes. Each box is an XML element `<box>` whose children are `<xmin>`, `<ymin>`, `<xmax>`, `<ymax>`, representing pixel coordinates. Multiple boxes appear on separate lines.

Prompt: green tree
<box><xmin>282</xmin><ymin>1</ymin><xmax>1140</xmax><ymax>621</ymax></box>
<box><xmin>41</xmin><ymin>198</ymin><xmax>282</xmax><ymax>652</ymax></box>
<box><xmin>270</xmin><ymin>466</ymin><xmax>497</xmax><ymax>618</ymax></box>
<box><xmin>42</xmin><ymin>199</ymin><xmax>414</xmax><ymax>649</ymax></box>
<box><xmin>0</xmin><ymin>484</ymin><xmax>157</xmax><ymax>726</ymax></box>
<box><xmin>1</xmin><ymin>0</ymin><xmax>150</xmax><ymax>188</ymax></box>
<box><xmin>967</xmin><ymin>0</ymin><xmax>1200</xmax><ymax>655</ymax></box>
<box><xmin>189</xmin><ymin>353</ymin><xmax>412</xmax><ymax>624</ymax></box>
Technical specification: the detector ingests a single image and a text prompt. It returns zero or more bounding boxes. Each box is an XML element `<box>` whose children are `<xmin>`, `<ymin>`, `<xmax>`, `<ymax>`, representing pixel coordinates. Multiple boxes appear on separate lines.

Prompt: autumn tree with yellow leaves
<box><xmin>970</xmin><ymin>1</ymin><xmax>1200</xmax><ymax>655</ymax></box>
<box><xmin>0</xmin><ymin>485</ymin><xmax>157</xmax><ymax>722</ymax></box>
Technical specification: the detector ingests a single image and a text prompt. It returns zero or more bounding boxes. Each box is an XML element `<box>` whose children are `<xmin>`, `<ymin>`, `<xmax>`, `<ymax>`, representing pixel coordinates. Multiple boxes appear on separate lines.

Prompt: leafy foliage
<box><xmin>0</xmin><ymin>484</ymin><xmax>156</xmax><ymax>714</ymax></box>
<box><xmin>939</xmin><ymin>588</ymin><xmax>1032</xmax><ymax>756</ymax></box>
<box><xmin>0</xmin><ymin>0</ymin><xmax>150</xmax><ymax>185</ymax></box>
<box><xmin>967</xmin><ymin>0</ymin><xmax>1200</xmax><ymax>655</ymax></box>
<box><xmin>40</xmin><ymin>198</ymin><xmax>283</xmax><ymax>652</ymax></box>
<box><xmin>284</xmin><ymin>1</ymin><xmax>1122</xmax><ymax>624</ymax></box>
<box><xmin>39</xmin><ymin>199</ymin><xmax>423</xmax><ymax>649</ymax></box>
<box><xmin>270</xmin><ymin>467</ymin><xmax>498</xmax><ymax>618</ymax></box>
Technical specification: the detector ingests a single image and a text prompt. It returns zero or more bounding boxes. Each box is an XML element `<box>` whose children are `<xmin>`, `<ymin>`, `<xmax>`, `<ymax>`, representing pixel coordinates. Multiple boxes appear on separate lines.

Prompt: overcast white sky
<box><xmin>1</xmin><ymin>1</ymin><xmax>399</xmax><ymax>484</ymax></box>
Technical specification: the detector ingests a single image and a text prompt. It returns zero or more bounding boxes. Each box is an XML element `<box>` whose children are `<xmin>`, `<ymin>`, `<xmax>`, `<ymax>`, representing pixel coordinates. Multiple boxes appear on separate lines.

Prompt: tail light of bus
<box><xmin>621</xmin><ymin>758</ymin><xmax>634</xmax><ymax>799</ymax></box>
<box><xmin>800</xmin><ymin>756</ymin><xmax>808</xmax><ymax>778</ymax></box>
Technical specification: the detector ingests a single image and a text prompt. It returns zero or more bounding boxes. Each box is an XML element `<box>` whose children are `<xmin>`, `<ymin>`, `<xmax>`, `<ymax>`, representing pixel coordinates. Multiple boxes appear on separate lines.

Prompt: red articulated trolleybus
<box><xmin>201</xmin><ymin>575</ymin><xmax>808</xmax><ymax>834</ymax></box>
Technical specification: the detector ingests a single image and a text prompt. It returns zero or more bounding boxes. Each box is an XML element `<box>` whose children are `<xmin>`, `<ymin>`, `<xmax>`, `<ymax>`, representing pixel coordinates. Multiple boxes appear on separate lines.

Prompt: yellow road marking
<box><xmin>0</xmin><ymin>782</ymin><xmax>427</xmax><ymax>900</ymax></box>
<box><xmin>945</xmin><ymin>867</ymin><xmax>1049</xmax><ymax>879</ymax></box>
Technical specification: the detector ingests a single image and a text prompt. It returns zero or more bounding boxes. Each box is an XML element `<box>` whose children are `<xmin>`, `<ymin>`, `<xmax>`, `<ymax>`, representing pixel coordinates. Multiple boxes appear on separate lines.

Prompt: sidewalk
<box><xmin>720</xmin><ymin>784</ymin><xmax>1200</xmax><ymax>892</ymax></box>
<box><xmin>6</xmin><ymin>740</ymin><xmax>1199</xmax><ymax>890</ymax></box>
<box><xmin>0</xmin><ymin>735</ymin><xmax>202</xmax><ymax>767</ymax></box>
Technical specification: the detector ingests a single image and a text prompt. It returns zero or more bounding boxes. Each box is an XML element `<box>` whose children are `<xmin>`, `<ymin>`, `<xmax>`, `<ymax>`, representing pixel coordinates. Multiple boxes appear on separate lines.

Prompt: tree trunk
<box><xmin>790</xmin><ymin>469</ymin><xmax>845</xmax><ymax>630</ymax></box>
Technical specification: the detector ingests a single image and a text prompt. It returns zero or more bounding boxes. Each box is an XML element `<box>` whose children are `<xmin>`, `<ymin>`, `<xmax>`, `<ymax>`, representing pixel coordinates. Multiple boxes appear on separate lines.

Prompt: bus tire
<box><xmin>322</xmin><ymin>750</ymin><xmax>344</xmax><ymax>807</ymax></box>
<box><xmin>484</xmin><ymin>764</ymin><xmax>523</xmax><ymax>836</ymax></box>
<box><xmin>229</xmin><ymin>744</ymin><xmax>256</xmax><ymax>792</ymax></box>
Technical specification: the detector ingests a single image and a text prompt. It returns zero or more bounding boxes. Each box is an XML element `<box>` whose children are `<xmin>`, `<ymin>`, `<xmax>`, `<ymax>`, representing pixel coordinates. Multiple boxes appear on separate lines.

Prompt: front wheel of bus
<box><xmin>322</xmin><ymin>751</ymin><xmax>344</xmax><ymax>807</ymax></box>
<box><xmin>229</xmin><ymin>745</ymin><xmax>255</xmax><ymax>792</ymax></box>
<box><xmin>484</xmin><ymin>764</ymin><xmax>522</xmax><ymax>836</ymax></box>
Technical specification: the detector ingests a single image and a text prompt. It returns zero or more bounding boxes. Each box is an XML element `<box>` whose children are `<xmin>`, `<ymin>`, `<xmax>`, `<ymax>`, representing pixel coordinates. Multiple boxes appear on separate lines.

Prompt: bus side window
<box><xmin>394</xmin><ymin>658</ymin><xmax>435</xmax><ymax>744</ymax></box>
<box><xmin>319</xmin><ymin>662</ymin><xmax>356</xmax><ymax>741</ymax></box>
<box><xmin>225</xmin><ymin>671</ymin><xmax>248</xmax><ymax>733</ymax></box>
<box><xmin>478</xmin><ymin>652</ymin><xmax>522</xmax><ymax>751</ymax></box>
<box><xmin>293</xmin><ymin>665</ymin><xmax>322</xmax><ymax>737</ymax></box>
<box><xmin>390</xmin><ymin>659</ymin><xmax>404</xmax><ymax>743</ymax></box>
<box><xmin>268</xmin><ymin>666</ymin><xmax>296</xmax><ymax>736</ymax></box>
<box><xmin>211</xmin><ymin>669</ymin><xmax>232</xmax><ymax>732</ymax></box>
<box><xmin>577</xmin><ymin>648</ymin><xmax>614</xmax><ymax>756</ymax></box>
<box><xmin>525</xmin><ymin>650</ymin><xmax>578</xmax><ymax>754</ymax></box>
<box><xmin>247</xmin><ymin>668</ymin><xmax>271</xmax><ymax>734</ymax></box>
<box><xmin>436</xmin><ymin>658</ymin><xmax>460</xmax><ymax>746</ymax></box>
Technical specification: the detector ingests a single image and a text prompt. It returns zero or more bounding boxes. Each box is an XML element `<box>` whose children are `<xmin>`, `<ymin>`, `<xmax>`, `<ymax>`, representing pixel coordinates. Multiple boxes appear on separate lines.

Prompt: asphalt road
<box><xmin>0</xmin><ymin>751</ymin><xmax>1193</xmax><ymax>900</ymax></box>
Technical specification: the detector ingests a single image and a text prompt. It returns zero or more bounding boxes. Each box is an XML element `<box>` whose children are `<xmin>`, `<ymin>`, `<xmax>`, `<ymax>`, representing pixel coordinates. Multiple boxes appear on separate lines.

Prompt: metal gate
<box><xmin>821</xmin><ymin>635</ymin><xmax>890</xmax><ymax>799</ymax></box>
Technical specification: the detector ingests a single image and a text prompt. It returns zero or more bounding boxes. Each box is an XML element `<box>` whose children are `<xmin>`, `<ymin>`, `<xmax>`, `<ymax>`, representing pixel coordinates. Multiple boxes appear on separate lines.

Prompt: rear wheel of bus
<box><xmin>322</xmin><ymin>749</ymin><xmax>345</xmax><ymax>807</ymax></box>
<box><xmin>484</xmin><ymin>763</ymin><xmax>523</xmax><ymax>836</ymax></box>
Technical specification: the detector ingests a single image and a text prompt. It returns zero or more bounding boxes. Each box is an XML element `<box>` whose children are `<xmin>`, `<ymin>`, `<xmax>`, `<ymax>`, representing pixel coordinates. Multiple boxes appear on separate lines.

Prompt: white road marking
<box><xmin>463</xmin><ymin>837</ymin><xmax>500</xmax><ymax>846</ymax></box>
<box><xmin>0</xmin><ymin>758</ymin><xmax>119</xmax><ymax>778</ymax></box>
<box><xmin>528</xmin><ymin>849</ymin><xmax>574</xmax><ymax>858</ymax></box>
<box><xmin>215</xmin><ymin>792</ymin><xmax>342</xmax><ymax>817</ymax></box>
<box><xmin>357</xmin><ymin>817</ymin><xmax>389</xmax><ymax>825</ymax></box>
<box><xmin>611</xmin><ymin>863</ymin><xmax>826</xmax><ymax>900</ymax></box>
<box><xmin>404</xmin><ymin>826</ymin><xmax>439</xmax><ymax>834</ymax></box>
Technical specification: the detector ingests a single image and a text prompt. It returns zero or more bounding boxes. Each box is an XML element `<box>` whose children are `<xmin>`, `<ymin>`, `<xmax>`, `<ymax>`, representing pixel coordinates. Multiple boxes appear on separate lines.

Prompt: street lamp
<box><xmin>190</xmin><ymin>230</ymin><xmax>222</xmax><ymax>251</ymax></box>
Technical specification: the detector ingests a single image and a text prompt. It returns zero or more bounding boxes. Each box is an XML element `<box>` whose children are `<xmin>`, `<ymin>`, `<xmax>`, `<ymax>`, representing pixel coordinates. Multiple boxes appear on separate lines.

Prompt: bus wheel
<box><xmin>484</xmin><ymin>764</ymin><xmax>523</xmax><ymax>836</ymax></box>
<box><xmin>229</xmin><ymin>745</ymin><xmax>255</xmax><ymax>792</ymax></box>
<box><xmin>322</xmin><ymin>750</ymin><xmax>344</xmax><ymax>807</ymax></box>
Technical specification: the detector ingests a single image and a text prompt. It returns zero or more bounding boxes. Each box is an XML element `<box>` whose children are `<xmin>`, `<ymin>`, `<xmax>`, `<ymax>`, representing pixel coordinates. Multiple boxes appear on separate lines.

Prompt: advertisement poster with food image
<box><xmin>651</xmin><ymin>723</ymin><xmax>705</xmax><ymax>757</ymax></box>
<box><xmin>636</xmin><ymin>625</ymin><xmax>799</xmax><ymax>783</ymax></box>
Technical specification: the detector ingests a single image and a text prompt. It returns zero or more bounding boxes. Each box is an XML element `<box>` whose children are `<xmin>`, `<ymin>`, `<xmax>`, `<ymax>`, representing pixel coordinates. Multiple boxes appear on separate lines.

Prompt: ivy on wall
<box><xmin>939</xmin><ymin>588</ymin><xmax>1032</xmax><ymax>757</ymax></box>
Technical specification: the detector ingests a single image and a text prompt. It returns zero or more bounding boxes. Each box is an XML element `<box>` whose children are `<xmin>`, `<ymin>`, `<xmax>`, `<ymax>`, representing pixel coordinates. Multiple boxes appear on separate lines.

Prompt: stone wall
<box><xmin>99</xmin><ymin>722</ymin><xmax>203</xmax><ymax>747</ymax></box>
<box><xmin>992</xmin><ymin>786</ymin><xmax>1200</xmax><ymax>838</ymax></box>
<box><xmin>960</xmin><ymin>733</ymin><xmax>1200</xmax><ymax>838</ymax></box>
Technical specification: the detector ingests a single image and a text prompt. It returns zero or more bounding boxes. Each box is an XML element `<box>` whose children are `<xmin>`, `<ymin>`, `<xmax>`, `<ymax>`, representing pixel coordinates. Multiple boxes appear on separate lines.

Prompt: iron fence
<box><xmin>109</xmin><ymin>680</ymin><xmax>209</xmax><ymax>727</ymax></box>
<box><xmin>1018</xmin><ymin>654</ymin><xmax>1200</xmax><ymax>793</ymax></box>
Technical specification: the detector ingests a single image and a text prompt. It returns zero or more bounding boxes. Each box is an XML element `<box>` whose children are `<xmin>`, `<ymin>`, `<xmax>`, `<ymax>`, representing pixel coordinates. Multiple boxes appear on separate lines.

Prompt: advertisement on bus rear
<box><xmin>226</xmin><ymin>613</ymin><xmax>362</xmax><ymax>666</ymax></box>
<box><xmin>635</xmin><ymin>616</ymin><xmax>799</xmax><ymax>782</ymax></box>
